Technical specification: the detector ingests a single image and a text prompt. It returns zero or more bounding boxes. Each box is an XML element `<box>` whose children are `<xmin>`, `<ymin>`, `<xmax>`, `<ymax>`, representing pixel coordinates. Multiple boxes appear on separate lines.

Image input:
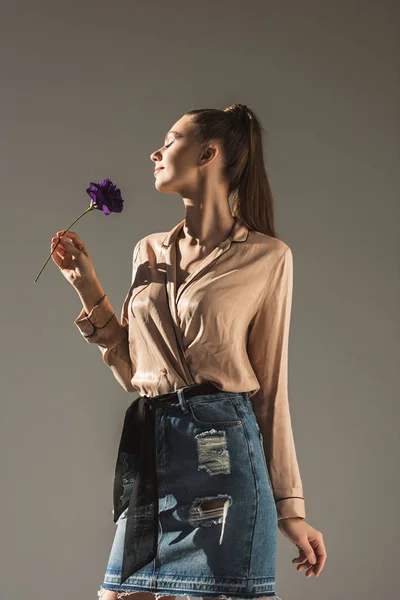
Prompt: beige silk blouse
<box><xmin>74</xmin><ymin>216</ymin><xmax>306</xmax><ymax>521</ymax></box>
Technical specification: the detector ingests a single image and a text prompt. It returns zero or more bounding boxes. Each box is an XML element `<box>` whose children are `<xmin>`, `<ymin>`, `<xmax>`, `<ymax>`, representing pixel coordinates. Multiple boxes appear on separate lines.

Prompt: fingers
<box><xmin>56</xmin><ymin>230</ymin><xmax>84</xmax><ymax>245</ymax></box>
<box><xmin>51</xmin><ymin>237</ymin><xmax>65</xmax><ymax>252</ymax></box>
<box><xmin>292</xmin><ymin>547</ymin><xmax>306</xmax><ymax>563</ymax></box>
<box><xmin>57</xmin><ymin>236</ymin><xmax>82</xmax><ymax>256</ymax></box>
<box><xmin>292</xmin><ymin>540</ymin><xmax>326</xmax><ymax>578</ymax></box>
<box><xmin>312</xmin><ymin>542</ymin><xmax>327</xmax><ymax>577</ymax></box>
<box><xmin>57</xmin><ymin>229</ymin><xmax>78</xmax><ymax>239</ymax></box>
<box><xmin>51</xmin><ymin>236</ymin><xmax>69</xmax><ymax>252</ymax></box>
<box><xmin>51</xmin><ymin>239</ymin><xmax>68</xmax><ymax>265</ymax></box>
<box><xmin>292</xmin><ymin>547</ymin><xmax>317</xmax><ymax>577</ymax></box>
<box><xmin>57</xmin><ymin>229</ymin><xmax>74</xmax><ymax>236</ymax></box>
<box><xmin>51</xmin><ymin>239</ymin><xmax>74</xmax><ymax>271</ymax></box>
<box><xmin>55</xmin><ymin>230</ymin><xmax>86</xmax><ymax>253</ymax></box>
<box><xmin>296</xmin><ymin>559</ymin><xmax>318</xmax><ymax>577</ymax></box>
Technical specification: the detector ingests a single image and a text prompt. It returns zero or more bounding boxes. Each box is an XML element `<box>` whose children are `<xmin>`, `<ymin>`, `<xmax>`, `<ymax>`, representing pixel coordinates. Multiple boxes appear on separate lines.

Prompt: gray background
<box><xmin>1</xmin><ymin>1</ymin><xmax>399</xmax><ymax>598</ymax></box>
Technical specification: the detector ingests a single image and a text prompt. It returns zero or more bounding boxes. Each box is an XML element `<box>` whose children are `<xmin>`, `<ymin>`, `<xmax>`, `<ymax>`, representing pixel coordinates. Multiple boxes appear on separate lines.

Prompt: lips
<box><xmin>154</xmin><ymin>167</ymin><xmax>164</xmax><ymax>173</ymax></box>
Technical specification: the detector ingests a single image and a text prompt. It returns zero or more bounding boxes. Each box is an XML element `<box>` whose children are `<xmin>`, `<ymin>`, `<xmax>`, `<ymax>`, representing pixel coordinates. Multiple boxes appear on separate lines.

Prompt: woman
<box><xmin>51</xmin><ymin>104</ymin><xmax>327</xmax><ymax>600</ymax></box>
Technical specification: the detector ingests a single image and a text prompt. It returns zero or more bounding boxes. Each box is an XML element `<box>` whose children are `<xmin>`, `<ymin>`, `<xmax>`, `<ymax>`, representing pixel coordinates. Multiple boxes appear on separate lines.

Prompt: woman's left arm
<box><xmin>246</xmin><ymin>245</ymin><xmax>327</xmax><ymax>578</ymax></box>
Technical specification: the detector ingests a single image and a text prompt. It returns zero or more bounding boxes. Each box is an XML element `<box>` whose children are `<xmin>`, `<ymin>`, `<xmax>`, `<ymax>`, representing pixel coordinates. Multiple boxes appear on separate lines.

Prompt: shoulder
<box><xmin>132</xmin><ymin>231</ymin><xmax>170</xmax><ymax>263</ymax></box>
<box><xmin>246</xmin><ymin>229</ymin><xmax>292</xmax><ymax>264</ymax></box>
<box><xmin>245</xmin><ymin>232</ymin><xmax>293</xmax><ymax>300</ymax></box>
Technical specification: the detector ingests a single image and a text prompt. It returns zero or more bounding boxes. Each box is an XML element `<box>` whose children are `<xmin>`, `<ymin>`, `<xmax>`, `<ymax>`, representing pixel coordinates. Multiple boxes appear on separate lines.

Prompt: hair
<box><xmin>185</xmin><ymin>104</ymin><xmax>277</xmax><ymax>238</ymax></box>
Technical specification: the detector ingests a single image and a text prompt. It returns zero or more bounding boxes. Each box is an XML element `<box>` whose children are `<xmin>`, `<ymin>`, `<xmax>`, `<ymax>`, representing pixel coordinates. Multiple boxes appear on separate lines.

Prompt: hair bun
<box><xmin>224</xmin><ymin>104</ymin><xmax>253</xmax><ymax>122</ymax></box>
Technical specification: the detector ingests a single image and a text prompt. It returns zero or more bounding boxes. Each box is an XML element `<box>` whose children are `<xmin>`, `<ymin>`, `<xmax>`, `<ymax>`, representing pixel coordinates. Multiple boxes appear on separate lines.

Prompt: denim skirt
<box><xmin>98</xmin><ymin>386</ymin><xmax>281</xmax><ymax>600</ymax></box>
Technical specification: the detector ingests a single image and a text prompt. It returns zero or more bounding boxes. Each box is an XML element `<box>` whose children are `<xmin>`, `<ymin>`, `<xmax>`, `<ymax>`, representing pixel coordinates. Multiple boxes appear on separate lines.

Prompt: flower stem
<box><xmin>34</xmin><ymin>204</ymin><xmax>95</xmax><ymax>283</ymax></box>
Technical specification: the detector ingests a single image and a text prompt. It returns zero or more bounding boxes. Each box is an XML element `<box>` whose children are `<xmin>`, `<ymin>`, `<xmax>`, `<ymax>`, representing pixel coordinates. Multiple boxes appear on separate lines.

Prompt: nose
<box><xmin>150</xmin><ymin>147</ymin><xmax>163</xmax><ymax>163</ymax></box>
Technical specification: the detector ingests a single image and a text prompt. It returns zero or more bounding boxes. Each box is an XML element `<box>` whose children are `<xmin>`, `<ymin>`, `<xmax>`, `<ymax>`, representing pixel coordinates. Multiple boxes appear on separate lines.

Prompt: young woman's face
<box><xmin>150</xmin><ymin>115</ymin><xmax>212</xmax><ymax>196</ymax></box>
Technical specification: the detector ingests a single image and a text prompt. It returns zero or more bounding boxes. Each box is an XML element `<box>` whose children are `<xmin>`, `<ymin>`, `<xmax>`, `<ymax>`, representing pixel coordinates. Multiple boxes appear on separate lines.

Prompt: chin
<box><xmin>155</xmin><ymin>179</ymin><xmax>177</xmax><ymax>195</ymax></box>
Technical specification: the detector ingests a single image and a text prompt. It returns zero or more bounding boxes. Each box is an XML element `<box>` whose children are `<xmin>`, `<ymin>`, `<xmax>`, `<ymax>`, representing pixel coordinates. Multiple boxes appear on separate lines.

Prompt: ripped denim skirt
<box><xmin>98</xmin><ymin>383</ymin><xmax>281</xmax><ymax>600</ymax></box>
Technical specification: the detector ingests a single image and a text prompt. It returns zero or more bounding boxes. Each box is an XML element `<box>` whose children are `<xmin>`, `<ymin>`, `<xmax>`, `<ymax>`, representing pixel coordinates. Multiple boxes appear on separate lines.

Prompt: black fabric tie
<box><xmin>112</xmin><ymin>395</ymin><xmax>158</xmax><ymax>585</ymax></box>
<box><xmin>112</xmin><ymin>382</ymin><xmax>220</xmax><ymax>585</ymax></box>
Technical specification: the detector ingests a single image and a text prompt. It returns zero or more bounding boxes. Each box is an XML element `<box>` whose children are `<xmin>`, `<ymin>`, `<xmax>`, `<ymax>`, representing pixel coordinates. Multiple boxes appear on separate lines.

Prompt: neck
<box><xmin>179</xmin><ymin>204</ymin><xmax>235</xmax><ymax>250</ymax></box>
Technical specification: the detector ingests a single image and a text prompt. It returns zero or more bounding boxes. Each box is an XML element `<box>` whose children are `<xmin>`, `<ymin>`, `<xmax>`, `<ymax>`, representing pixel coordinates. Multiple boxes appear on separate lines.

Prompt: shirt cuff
<box><xmin>74</xmin><ymin>295</ymin><xmax>117</xmax><ymax>340</ymax></box>
<box><xmin>276</xmin><ymin>497</ymin><xmax>306</xmax><ymax>520</ymax></box>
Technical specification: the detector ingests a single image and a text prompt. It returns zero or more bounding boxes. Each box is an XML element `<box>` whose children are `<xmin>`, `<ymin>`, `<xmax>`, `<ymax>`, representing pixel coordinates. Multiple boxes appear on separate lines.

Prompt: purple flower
<box><xmin>34</xmin><ymin>178</ymin><xmax>124</xmax><ymax>283</ymax></box>
<box><xmin>86</xmin><ymin>179</ymin><xmax>124</xmax><ymax>215</ymax></box>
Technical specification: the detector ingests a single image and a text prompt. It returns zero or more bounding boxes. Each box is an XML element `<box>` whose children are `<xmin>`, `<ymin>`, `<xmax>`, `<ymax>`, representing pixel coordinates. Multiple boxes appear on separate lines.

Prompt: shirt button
<box><xmin>161</xmin><ymin>368</ymin><xmax>168</xmax><ymax>375</ymax></box>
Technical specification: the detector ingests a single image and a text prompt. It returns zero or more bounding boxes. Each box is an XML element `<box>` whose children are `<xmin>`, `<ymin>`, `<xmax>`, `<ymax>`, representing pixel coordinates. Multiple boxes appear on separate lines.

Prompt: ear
<box><xmin>199</xmin><ymin>143</ymin><xmax>219</xmax><ymax>167</ymax></box>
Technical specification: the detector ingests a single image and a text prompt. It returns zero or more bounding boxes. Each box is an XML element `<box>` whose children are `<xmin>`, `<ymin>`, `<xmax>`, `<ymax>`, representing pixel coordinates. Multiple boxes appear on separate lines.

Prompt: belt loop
<box><xmin>177</xmin><ymin>388</ymin><xmax>189</xmax><ymax>414</ymax></box>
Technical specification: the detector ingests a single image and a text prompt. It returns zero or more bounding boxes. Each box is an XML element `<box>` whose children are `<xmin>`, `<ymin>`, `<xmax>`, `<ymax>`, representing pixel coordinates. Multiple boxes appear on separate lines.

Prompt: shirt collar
<box><xmin>161</xmin><ymin>215</ymin><xmax>249</xmax><ymax>247</ymax></box>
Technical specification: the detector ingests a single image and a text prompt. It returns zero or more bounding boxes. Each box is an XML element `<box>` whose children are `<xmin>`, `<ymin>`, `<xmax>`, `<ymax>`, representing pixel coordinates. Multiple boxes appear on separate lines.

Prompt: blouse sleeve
<box><xmin>246</xmin><ymin>246</ymin><xmax>306</xmax><ymax>520</ymax></box>
<box><xmin>73</xmin><ymin>240</ymin><xmax>141</xmax><ymax>393</ymax></box>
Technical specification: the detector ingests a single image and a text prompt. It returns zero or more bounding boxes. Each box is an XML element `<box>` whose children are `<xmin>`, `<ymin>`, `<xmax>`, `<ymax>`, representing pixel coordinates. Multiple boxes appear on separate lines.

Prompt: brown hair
<box><xmin>185</xmin><ymin>103</ymin><xmax>277</xmax><ymax>238</ymax></box>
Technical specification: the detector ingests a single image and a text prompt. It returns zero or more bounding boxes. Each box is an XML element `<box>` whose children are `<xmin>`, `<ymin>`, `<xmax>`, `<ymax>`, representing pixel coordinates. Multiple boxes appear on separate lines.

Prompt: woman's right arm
<box><xmin>50</xmin><ymin>230</ymin><xmax>140</xmax><ymax>393</ymax></box>
<box><xmin>73</xmin><ymin>240</ymin><xmax>141</xmax><ymax>393</ymax></box>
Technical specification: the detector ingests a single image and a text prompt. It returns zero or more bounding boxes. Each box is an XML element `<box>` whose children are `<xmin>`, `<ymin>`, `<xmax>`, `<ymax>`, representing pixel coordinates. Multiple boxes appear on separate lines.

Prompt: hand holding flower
<box><xmin>34</xmin><ymin>179</ymin><xmax>124</xmax><ymax>283</ymax></box>
<box><xmin>49</xmin><ymin>231</ymin><xmax>98</xmax><ymax>290</ymax></box>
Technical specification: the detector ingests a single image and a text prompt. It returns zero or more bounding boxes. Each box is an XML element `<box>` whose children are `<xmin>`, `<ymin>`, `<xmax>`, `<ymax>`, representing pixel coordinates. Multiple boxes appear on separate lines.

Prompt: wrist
<box><xmin>75</xmin><ymin>281</ymin><xmax>106</xmax><ymax>315</ymax></box>
<box><xmin>74</xmin><ymin>277</ymin><xmax>102</xmax><ymax>294</ymax></box>
<box><xmin>278</xmin><ymin>516</ymin><xmax>304</xmax><ymax>524</ymax></box>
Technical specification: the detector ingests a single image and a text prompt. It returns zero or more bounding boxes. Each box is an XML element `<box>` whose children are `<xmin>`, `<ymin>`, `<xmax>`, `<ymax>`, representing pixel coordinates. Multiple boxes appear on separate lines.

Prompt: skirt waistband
<box><xmin>145</xmin><ymin>382</ymin><xmax>222</xmax><ymax>404</ymax></box>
